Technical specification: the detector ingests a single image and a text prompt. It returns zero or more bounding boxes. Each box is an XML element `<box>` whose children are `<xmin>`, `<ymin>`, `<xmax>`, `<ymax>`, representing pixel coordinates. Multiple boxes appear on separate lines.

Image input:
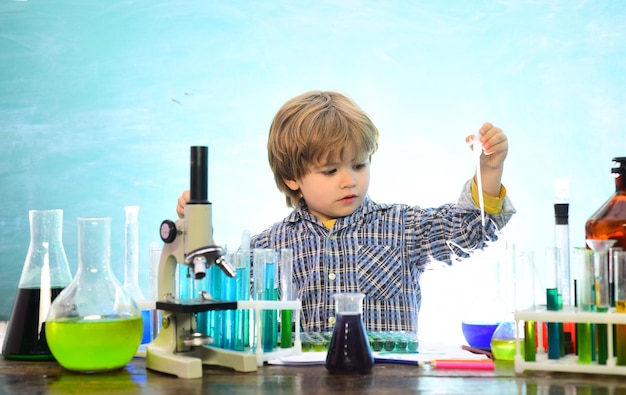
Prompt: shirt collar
<box><xmin>287</xmin><ymin>196</ymin><xmax>383</xmax><ymax>228</ymax></box>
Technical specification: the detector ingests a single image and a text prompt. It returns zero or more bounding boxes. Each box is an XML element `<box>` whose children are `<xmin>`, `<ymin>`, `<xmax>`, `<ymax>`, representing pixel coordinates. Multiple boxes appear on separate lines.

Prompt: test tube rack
<box><xmin>239</xmin><ymin>299</ymin><xmax>303</xmax><ymax>367</ymax></box>
<box><xmin>514</xmin><ymin>307</ymin><xmax>626</xmax><ymax>376</ymax></box>
<box><xmin>145</xmin><ymin>298</ymin><xmax>302</xmax><ymax>378</ymax></box>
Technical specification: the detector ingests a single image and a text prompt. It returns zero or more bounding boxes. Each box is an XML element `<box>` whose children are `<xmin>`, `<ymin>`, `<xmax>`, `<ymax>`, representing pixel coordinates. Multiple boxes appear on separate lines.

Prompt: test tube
<box><xmin>149</xmin><ymin>242</ymin><xmax>162</xmax><ymax>340</ymax></box>
<box><xmin>252</xmin><ymin>248</ymin><xmax>266</xmax><ymax>351</ymax></box>
<box><xmin>280</xmin><ymin>248</ymin><xmax>293</xmax><ymax>348</ymax></box>
<box><xmin>517</xmin><ymin>251</ymin><xmax>536</xmax><ymax>362</ymax></box>
<box><xmin>234</xmin><ymin>246</ymin><xmax>251</xmax><ymax>351</ymax></box>
<box><xmin>573</xmin><ymin>247</ymin><xmax>594</xmax><ymax>364</ymax></box>
<box><xmin>221</xmin><ymin>251</ymin><xmax>237</xmax><ymax>350</ymax></box>
<box><xmin>587</xmin><ymin>239</ymin><xmax>617</xmax><ymax>365</ymax></box>
<box><xmin>614</xmin><ymin>250</ymin><xmax>626</xmax><ymax>365</ymax></box>
<box><xmin>546</xmin><ymin>288</ymin><xmax>561</xmax><ymax>360</ymax></box>
<box><xmin>263</xmin><ymin>249</ymin><xmax>278</xmax><ymax>352</ymax></box>
<box><xmin>209</xmin><ymin>261</ymin><xmax>225</xmax><ymax>348</ymax></box>
<box><xmin>253</xmin><ymin>248</ymin><xmax>278</xmax><ymax>352</ymax></box>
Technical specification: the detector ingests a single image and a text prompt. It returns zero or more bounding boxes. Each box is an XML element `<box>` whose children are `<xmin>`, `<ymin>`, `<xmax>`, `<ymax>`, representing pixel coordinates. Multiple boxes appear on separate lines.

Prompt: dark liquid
<box><xmin>2</xmin><ymin>287</ymin><xmax>64</xmax><ymax>360</ymax></box>
<box><xmin>325</xmin><ymin>313</ymin><xmax>374</xmax><ymax>374</ymax></box>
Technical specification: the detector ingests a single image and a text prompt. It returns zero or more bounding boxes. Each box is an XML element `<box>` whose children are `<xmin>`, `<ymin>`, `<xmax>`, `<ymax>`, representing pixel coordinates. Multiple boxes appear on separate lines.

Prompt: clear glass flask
<box><xmin>46</xmin><ymin>217</ymin><xmax>143</xmax><ymax>372</ymax></box>
<box><xmin>325</xmin><ymin>293</ymin><xmax>374</xmax><ymax>374</ymax></box>
<box><xmin>2</xmin><ymin>209</ymin><xmax>72</xmax><ymax>360</ymax></box>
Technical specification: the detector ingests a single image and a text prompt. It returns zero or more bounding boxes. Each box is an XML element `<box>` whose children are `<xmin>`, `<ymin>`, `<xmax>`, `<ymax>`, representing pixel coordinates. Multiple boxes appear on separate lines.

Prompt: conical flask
<box><xmin>45</xmin><ymin>217</ymin><xmax>143</xmax><ymax>372</ymax></box>
<box><xmin>325</xmin><ymin>293</ymin><xmax>374</xmax><ymax>374</ymax></box>
<box><xmin>2</xmin><ymin>209</ymin><xmax>72</xmax><ymax>360</ymax></box>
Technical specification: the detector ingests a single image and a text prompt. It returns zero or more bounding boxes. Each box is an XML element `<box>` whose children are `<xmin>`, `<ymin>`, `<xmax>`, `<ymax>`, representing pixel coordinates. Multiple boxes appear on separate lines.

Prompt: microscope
<box><xmin>145</xmin><ymin>146</ymin><xmax>258</xmax><ymax>379</ymax></box>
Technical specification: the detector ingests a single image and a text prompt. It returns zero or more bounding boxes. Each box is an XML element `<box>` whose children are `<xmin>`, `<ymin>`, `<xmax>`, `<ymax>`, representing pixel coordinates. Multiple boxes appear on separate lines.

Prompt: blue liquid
<box><xmin>210</xmin><ymin>265</ymin><xmax>224</xmax><ymax>348</ymax></box>
<box><xmin>262</xmin><ymin>262</ymin><xmax>277</xmax><ymax>352</ymax></box>
<box><xmin>547</xmin><ymin>323</ymin><xmax>560</xmax><ymax>359</ymax></box>
<box><xmin>221</xmin><ymin>274</ymin><xmax>236</xmax><ymax>350</ymax></box>
<box><xmin>325</xmin><ymin>313</ymin><xmax>374</xmax><ymax>374</ymax></box>
<box><xmin>235</xmin><ymin>266</ymin><xmax>250</xmax><ymax>351</ymax></box>
<box><xmin>141</xmin><ymin>309</ymin><xmax>152</xmax><ymax>344</ymax></box>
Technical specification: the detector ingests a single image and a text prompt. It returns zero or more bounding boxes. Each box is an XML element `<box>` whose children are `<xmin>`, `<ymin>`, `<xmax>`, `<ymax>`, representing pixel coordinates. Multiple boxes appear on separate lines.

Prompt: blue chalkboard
<box><xmin>1</xmin><ymin>0</ymin><xmax>625</xmax><ymax>322</ymax></box>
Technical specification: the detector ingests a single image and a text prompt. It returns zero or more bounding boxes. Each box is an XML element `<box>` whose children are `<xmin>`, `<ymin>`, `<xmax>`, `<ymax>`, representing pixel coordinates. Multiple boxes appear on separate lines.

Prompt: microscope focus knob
<box><xmin>160</xmin><ymin>220</ymin><xmax>177</xmax><ymax>243</ymax></box>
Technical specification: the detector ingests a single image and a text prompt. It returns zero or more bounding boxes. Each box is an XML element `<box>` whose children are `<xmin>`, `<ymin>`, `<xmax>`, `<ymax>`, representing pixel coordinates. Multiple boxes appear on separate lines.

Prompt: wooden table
<box><xmin>2</xmin><ymin>357</ymin><xmax>626</xmax><ymax>395</ymax></box>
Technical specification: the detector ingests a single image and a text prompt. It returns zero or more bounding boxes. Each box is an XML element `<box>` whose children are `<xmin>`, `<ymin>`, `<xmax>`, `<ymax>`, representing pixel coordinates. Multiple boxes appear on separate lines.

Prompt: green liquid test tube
<box><xmin>574</xmin><ymin>248</ymin><xmax>595</xmax><ymax>364</ymax></box>
<box><xmin>280</xmin><ymin>248</ymin><xmax>294</xmax><ymax>349</ymax></box>
<box><xmin>524</xmin><ymin>321</ymin><xmax>536</xmax><ymax>362</ymax></box>
<box><xmin>614</xmin><ymin>250</ymin><xmax>626</xmax><ymax>365</ymax></box>
<box><xmin>587</xmin><ymin>239</ymin><xmax>616</xmax><ymax>365</ymax></box>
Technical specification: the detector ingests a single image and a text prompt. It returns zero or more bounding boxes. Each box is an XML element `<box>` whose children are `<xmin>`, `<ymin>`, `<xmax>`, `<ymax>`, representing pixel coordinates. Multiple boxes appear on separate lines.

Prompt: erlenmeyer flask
<box><xmin>491</xmin><ymin>319</ymin><xmax>523</xmax><ymax>361</ymax></box>
<box><xmin>325</xmin><ymin>293</ymin><xmax>374</xmax><ymax>374</ymax></box>
<box><xmin>46</xmin><ymin>217</ymin><xmax>143</xmax><ymax>372</ymax></box>
<box><xmin>2</xmin><ymin>209</ymin><xmax>72</xmax><ymax>360</ymax></box>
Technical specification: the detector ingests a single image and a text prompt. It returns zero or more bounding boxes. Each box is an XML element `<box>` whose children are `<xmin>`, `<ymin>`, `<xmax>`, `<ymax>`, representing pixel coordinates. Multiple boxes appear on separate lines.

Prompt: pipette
<box><xmin>473</xmin><ymin>131</ymin><xmax>485</xmax><ymax>227</ymax></box>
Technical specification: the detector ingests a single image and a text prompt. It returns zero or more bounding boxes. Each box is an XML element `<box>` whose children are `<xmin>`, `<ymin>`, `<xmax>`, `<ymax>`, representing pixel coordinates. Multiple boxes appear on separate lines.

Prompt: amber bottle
<box><xmin>585</xmin><ymin>157</ymin><xmax>626</xmax><ymax>249</ymax></box>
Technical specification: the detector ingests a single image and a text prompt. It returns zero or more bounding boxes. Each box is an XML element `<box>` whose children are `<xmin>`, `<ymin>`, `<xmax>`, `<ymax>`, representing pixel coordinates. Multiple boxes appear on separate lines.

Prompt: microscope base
<box><xmin>146</xmin><ymin>343</ymin><xmax>257</xmax><ymax>379</ymax></box>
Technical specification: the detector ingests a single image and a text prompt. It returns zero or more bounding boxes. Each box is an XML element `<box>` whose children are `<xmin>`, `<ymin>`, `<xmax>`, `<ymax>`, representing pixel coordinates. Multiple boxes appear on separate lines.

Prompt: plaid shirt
<box><xmin>250</xmin><ymin>179</ymin><xmax>515</xmax><ymax>333</ymax></box>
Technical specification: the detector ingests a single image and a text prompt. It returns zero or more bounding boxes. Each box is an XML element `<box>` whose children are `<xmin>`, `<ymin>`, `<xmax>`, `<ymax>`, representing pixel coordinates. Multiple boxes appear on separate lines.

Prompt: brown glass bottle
<box><xmin>585</xmin><ymin>157</ymin><xmax>626</xmax><ymax>249</ymax></box>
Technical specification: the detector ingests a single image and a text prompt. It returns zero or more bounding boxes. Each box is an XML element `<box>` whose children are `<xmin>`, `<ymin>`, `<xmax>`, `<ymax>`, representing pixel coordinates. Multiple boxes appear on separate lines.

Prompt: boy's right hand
<box><xmin>176</xmin><ymin>190</ymin><xmax>190</xmax><ymax>218</ymax></box>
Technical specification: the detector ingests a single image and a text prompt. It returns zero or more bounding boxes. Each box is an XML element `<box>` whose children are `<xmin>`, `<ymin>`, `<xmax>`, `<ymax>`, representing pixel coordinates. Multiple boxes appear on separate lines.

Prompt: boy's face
<box><xmin>284</xmin><ymin>152</ymin><xmax>370</xmax><ymax>222</ymax></box>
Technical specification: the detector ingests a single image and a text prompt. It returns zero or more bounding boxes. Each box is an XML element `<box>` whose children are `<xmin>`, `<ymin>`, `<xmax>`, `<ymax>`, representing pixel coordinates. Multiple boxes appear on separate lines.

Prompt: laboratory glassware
<box><xmin>46</xmin><ymin>217</ymin><xmax>143</xmax><ymax>372</ymax></box>
<box><xmin>122</xmin><ymin>205</ymin><xmax>151</xmax><ymax>344</ymax></box>
<box><xmin>325</xmin><ymin>293</ymin><xmax>374</xmax><ymax>374</ymax></box>
<box><xmin>586</xmin><ymin>157</ymin><xmax>626</xmax><ymax>249</ymax></box>
<box><xmin>2</xmin><ymin>209</ymin><xmax>72</xmax><ymax>360</ymax></box>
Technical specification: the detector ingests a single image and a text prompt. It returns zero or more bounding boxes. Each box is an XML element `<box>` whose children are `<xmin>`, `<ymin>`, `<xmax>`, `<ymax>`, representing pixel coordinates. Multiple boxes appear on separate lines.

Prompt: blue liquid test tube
<box><xmin>253</xmin><ymin>248</ymin><xmax>266</xmax><ymax>351</ymax></box>
<box><xmin>235</xmin><ymin>243</ymin><xmax>251</xmax><ymax>351</ymax></box>
<box><xmin>546</xmin><ymin>288</ymin><xmax>560</xmax><ymax>360</ymax></box>
<box><xmin>263</xmin><ymin>249</ymin><xmax>278</xmax><ymax>352</ymax></box>
<box><xmin>210</xmin><ymin>263</ymin><xmax>225</xmax><ymax>348</ymax></box>
<box><xmin>221</xmin><ymin>251</ymin><xmax>237</xmax><ymax>350</ymax></box>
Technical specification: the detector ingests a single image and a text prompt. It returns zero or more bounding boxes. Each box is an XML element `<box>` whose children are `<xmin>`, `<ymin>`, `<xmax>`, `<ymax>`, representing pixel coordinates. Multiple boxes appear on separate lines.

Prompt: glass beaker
<box><xmin>2</xmin><ymin>209</ymin><xmax>72</xmax><ymax>360</ymax></box>
<box><xmin>46</xmin><ymin>217</ymin><xmax>143</xmax><ymax>372</ymax></box>
<box><xmin>325</xmin><ymin>293</ymin><xmax>374</xmax><ymax>374</ymax></box>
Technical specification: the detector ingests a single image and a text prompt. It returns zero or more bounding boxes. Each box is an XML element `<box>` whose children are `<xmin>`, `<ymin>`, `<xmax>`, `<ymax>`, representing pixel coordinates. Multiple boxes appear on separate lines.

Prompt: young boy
<box><xmin>177</xmin><ymin>90</ymin><xmax>515</xmax><ymax>333</ymax></box>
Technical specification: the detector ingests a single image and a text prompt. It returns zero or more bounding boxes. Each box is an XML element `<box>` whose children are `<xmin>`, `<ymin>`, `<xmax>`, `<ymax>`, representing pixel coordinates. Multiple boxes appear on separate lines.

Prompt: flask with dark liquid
<box><xmin>2</xmin><ymin>209</ymin><xmax>72</xmax><ymax>360</ymax></box>
<box><xmin>325</xmin><ymin>293</ymin><xmax>374</xmax><ymax>374</ymax></box>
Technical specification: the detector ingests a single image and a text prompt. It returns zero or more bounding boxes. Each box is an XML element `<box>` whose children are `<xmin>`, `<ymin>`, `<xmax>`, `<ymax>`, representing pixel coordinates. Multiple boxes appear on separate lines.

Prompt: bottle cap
<box><xmin>554</xmin><ymin>203</ymin><xmax>569</xmax><ymax>225</ymax></box>
<box><xmin>612</xmin><ymin>157</ymin><xmax>626</xmax><ymax>175</ymax></box>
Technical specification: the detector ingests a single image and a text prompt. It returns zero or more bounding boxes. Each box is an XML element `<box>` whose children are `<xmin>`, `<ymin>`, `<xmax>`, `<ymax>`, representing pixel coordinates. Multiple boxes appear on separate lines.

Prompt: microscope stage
<box><xmin>156</xmin><ymin>298</ymin><xmax>238</xmax><ymax>313</ymax></box>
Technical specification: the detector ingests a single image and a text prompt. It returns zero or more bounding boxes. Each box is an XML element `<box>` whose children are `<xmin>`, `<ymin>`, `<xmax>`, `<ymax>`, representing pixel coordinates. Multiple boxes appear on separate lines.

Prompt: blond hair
<box><xmin>267</xmin><ymin>90</ymin><xmax>379</xmax><ymax>207</ymax></box>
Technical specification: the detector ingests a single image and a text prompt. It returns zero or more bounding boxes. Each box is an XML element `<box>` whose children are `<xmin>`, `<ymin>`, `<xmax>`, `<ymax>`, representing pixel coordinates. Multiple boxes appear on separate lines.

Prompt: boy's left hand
<box><xmin>466</xmin><ymin>122</ymin><xmax>508</xmax><ymax>170</ymax></box>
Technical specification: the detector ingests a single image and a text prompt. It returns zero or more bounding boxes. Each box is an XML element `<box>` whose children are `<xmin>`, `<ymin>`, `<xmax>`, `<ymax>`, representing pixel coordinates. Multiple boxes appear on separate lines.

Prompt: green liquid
<box><xmin>524</xmin><ymin>321</ymin><xmax>536</xmax><ymax>362</ymax></box>
<box><xmin>616</xmin><ymin>301</ymin><xmax>626</xmax><ymax>365</ymax></box>
<box><xmin>491</xmin><ymin>338</ymin><xmax>523</xmax><ymax>361</ymax></box>
<box><xmin>46</xmin><ymin>316</ymin><xmax>142</xmax><ymax>372</ymax></box>
<box><xmin>597</xmin><ymin>323</ymin><xmax>609</xmax><ymax>365</ymax></box>
<box><xmin>280</xmin><ymin>310</ymin><xmax>292</xmax><ymax>348</ymax></box>
<box><xmin>577</xmin><ymin>322</ymin><xmax>593</xmax><ymax>364</ymax></box>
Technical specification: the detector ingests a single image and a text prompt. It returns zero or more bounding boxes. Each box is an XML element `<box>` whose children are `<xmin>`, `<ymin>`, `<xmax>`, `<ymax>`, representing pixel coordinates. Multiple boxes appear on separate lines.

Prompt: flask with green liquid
<box><xmin>46</xmin><ymin>217</ymin><xmax>143</xmax><ymax>372</ymax></box>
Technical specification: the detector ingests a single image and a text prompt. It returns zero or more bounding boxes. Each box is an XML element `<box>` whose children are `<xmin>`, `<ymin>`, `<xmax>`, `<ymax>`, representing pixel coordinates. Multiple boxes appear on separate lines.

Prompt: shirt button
<box><xmin>328</xmin><ymin>272</ymin><xmax>336</xmax><ymax>280</ymax></box>
<box><xmin>328</xmin><ymin>317</ymin><xmax>336</xmax><ymax>325</ymax></box>
<box><xmin>329</xmin><ymin>234</ymin><xmax>337</xmax><ymax>241</ymax></box>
